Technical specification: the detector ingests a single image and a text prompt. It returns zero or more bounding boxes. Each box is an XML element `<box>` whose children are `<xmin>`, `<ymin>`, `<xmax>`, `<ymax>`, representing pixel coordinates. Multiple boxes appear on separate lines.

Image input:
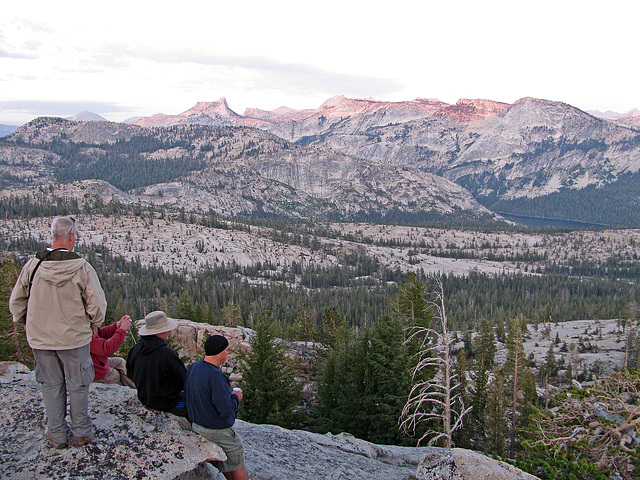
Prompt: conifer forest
<box><xmin>1</xmin><ymin>197</ymin><xmax>639</xmax><ymax>480</ymax></box>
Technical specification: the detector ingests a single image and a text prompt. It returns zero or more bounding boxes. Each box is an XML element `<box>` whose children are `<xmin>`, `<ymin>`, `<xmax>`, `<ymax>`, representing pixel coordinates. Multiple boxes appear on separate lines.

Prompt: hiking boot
<box><xmin>70</xmin><ymin>434</ymin><xmax>93</xmax><ymax>447</ymax></box>
<box><xmin>46</xmin><ymin>431</ymin><xmax>68</xmax><ymax>450</ymax></box>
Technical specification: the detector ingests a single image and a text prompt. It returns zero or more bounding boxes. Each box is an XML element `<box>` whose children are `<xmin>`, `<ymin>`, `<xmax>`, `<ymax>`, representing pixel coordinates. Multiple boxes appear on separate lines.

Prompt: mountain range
<box><xmin>2</xmin><ymin>95</ymin><xmax>640</xmax><ymax>226</ymax></box>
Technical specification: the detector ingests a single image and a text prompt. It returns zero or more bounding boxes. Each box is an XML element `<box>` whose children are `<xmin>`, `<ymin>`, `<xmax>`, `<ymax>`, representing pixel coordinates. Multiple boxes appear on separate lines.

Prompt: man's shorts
<box><xmin>192</xmin><ymin>423</ymin><xmax>245</xmax><ymax>473</ymax></box>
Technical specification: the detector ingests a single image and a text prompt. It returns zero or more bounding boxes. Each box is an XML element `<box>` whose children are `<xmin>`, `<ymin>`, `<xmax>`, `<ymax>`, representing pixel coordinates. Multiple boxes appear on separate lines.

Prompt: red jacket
<box><xmin>90</xmin><ymin>323</ymin><xmax>126</xmax><ymax>381</ymax></box>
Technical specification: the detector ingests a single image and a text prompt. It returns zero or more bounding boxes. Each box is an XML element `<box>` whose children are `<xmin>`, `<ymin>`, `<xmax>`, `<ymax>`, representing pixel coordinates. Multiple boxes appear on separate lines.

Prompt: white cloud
<box><xmin>0</xmin><ymin>0</ymin><xmax>638</xmax><ymax>125</ymax></box>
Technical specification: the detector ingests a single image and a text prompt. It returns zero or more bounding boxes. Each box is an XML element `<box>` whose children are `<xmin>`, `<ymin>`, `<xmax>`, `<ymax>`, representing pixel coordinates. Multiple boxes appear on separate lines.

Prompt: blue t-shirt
<box><xmin>184</xmin><ymin>360</ymin><xmax>239</xmax><ymax>429</ymax></box>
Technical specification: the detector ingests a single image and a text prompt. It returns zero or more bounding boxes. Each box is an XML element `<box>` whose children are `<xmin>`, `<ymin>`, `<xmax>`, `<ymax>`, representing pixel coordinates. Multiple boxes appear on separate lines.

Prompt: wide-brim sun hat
<box><xmin>137</xmin><ymin>311</ymin><xmax>179</xmax><ymax>336</ymax></box>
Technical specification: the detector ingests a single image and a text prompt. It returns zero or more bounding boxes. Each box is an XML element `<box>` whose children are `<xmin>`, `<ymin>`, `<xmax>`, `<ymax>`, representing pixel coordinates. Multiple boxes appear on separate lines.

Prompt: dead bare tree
<box><xmin>400</xmin><ymin>277</ymin><xmax>472</xmax><ymax>447</ymax></box>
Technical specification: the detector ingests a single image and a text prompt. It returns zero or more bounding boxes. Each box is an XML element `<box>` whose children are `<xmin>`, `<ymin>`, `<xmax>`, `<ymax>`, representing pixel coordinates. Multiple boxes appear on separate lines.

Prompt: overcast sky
<box><xmin>1</xmin><ymin>0</ymin><xmax>638</xmax><ymax>125</ymax></box>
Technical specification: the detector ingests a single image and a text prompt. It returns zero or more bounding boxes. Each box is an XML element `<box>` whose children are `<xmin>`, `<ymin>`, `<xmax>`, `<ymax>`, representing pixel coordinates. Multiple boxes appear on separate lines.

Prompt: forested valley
<box><xmin>1</xmin><ymin>197</ymin><xmax>639</xmax><ymax>480</ymax></box>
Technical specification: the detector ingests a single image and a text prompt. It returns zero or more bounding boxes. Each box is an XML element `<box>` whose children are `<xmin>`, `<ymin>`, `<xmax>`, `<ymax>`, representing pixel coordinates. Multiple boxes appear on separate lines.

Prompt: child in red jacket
<box><xmin>91</xmin><ymin>315</ymin><xmax>135</xmax><ymax>388</ymax></box>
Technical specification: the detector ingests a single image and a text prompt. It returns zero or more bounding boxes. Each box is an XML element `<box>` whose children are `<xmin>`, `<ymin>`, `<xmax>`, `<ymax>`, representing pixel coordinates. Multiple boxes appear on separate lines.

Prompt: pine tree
<box><xmin>239</xmin><ymin>316</ymin><xmax>301</xmax><ymax>428</ymax></box>
<box><xmin>469</xmin><ymin>357</ymin><xmax>490</xmax><ymax>447</ymax></box>
<box><xmin>390</xmin><ymin>272</ymin><xmax>431</xmax><ymax>328</ymax></box>
<box><xmin>565</xmin><ymin>360</ymin><xmax>573</xmax><ymax>383</ymax></box>
<box><xmin>318</xmin><ymin>314</ymin><xmax>413</xmax><ymax>445</ymax></box>
<box><xmin>221</xmin><ymin>298</ymin><xmax>242</xmax><ymax>327</ymax></box>
<box><xmin>317</xmin><ymin>329</ymin><xmax>353</xmax><ymax>433</ymax></box>
<box><xmin>495</xmin><ymin>316</ymin><xmax>506</xmax><ymax>343</ymax></box>
<box><xmin>176</xmin><ymin>291</ymin><xmax>195</xmax><ymax>320</ymax></box>
<box><xmin>452</xmin><ymin>349</ymin><xmax>471</xmax><ymax>448</ymax></box>
<box><xmin>354</xmin><ymin>314</ymin><xmax>414</xmax><ymax>445</ymax></box>
<box><xmin>504</xmin><ymin>315</ymin><xmax>533</xmax><ymax>458</ymax></box>
<box><xmin>0</xmin><ymin>261</ymin><xmax>31</xmax><ymax>367</ymax></box>
<box><xmin>317</xmin><ymin>347</ymin><xmax>340</xmax><ymax>426</ymax></box>
<box><xmin>540</xmin><ymin>344</ymin><xmax>557</xmax><ymax>383</ymax></box>
<box><xmin>316</xmin><ymin>306</ymin><xmax>353</xmax><ymax>432</ymax></box>
<box><xmin>625</xmin><ymin>327</ymin><xmax>640</xmax><ymax>370</ymax></box>
<box><xmin>485</xmin><ymin>368</ymin><xmax>506</xmax><ymax>456</ymax></box>
<box><xmin>160</xmin><ymin>293</ymin><xmax>174</xmax><ymax>317</ymax></box>
<box><xmin>114</xmin><ymin>298</ymin><xmax>128</xmax><ymax>320</ymax></box>
<box><xmin>468</xmin><ymin>317</ymin><xmax>496</xmax><ymax>447</ymax></box>
<box><xmin>289</xmin><ymin>305</ymin><xmax>317</xmax><ymax>348</ymax></box>
<box><xmin>475</xmin><ymin>317</ymin><xmax>496</xmax><ymax>369</ymax></box>
<box><xmin>622</xmin><ymin>300</ymin><xmax>638</xmax><ymax>334</ymax></box>
<box><xmin>317</xmin><ymin>306</ymin><xmax>348</xmax><ymax>351</ymax></box>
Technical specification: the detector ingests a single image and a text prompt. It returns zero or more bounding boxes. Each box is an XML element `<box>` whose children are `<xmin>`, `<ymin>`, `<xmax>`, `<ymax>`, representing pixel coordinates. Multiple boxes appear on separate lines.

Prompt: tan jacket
<box><xmin>9</xmin><ymin>249</ymin><xmax>107</xmax><ymax>350</ymax></box>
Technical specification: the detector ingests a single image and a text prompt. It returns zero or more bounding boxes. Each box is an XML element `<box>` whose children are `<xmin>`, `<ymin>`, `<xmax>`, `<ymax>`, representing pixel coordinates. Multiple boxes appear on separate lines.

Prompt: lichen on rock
<box><xmin>0</xmin><ymin>362</ymin><xmax>225</xmax><ymax>480</ymax></box>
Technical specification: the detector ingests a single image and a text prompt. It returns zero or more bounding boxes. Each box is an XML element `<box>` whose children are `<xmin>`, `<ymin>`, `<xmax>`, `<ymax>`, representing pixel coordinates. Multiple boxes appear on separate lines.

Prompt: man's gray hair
<box><xmin>51</xmin><ymin>217</ymin><xmax>78</xmax><ymax>241</ymax></box>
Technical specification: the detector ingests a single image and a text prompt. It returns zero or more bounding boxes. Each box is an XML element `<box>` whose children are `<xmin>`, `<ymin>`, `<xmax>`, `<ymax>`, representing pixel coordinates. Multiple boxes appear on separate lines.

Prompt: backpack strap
<box><xmin>28</xmin><ymin>248</ymin><xmax>66</xmax><ymax>297</ymax></box>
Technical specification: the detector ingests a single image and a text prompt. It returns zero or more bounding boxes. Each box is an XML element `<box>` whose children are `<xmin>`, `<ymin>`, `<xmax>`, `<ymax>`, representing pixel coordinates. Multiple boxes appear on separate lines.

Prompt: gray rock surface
<box><xmin>0</xmin><ymin>362</ymin><xmax>225</xmax><ymax>480</ymax></box>
<box><xmin>235</xmin><ymin>422</ymin><xmax>437</xmax><ymax>480</ymax></box>
<box><xmin>1</xmin><ymin>362</ymin><xmax>539</xmax><ymax>480</ymax></box>
<box><xmin>232</xmin><ymin>422</ymin><xmax>541</xmax><ymax>480</ymax></box>
<box><xmin>418</xmin><ymin>449</ymin><xmax>540</xmax><ymax>480</ymax></box>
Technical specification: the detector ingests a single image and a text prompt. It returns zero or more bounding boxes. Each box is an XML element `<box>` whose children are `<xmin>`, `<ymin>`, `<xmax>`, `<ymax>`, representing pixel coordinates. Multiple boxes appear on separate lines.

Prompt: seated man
<box><xmin>184</xmin><ymin>335</ymin><xmax>249</xmax><ymax>480</ymax></box>
<box><xmin>91</xmin><ymin>314</ymin><xmax>135</xmax><ymax>388</ymax></box>
<box><xmin>126</xmin><ymin>311</ymin><xmax>187</xmax><ymax>416</ymax></box>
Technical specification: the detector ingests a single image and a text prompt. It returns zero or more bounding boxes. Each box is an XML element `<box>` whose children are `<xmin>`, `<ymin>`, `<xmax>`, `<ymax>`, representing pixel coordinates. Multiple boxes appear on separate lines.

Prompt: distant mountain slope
<box><xmin>0</xmin><ymin>118</ymin><xmax>492</xmax><ymax>222</ymax></box>
<box><xmin>491</xmin><ymin>169</ymin><xmax>640</xmax><ymax>227</ymax></box>
<box><xmin>450</xmin><ymin>98</ymin><xmax>640</xmax><ymax>195</ymax></box>
<box><xmin>66</xmin><ymin>111</ymin><xmax>108</xmax><ymax>122</ymax></box>
<box><xmin>131</xmin><ymin>96</ymin><xmax>640</xmax><ymax>226</ymax></box>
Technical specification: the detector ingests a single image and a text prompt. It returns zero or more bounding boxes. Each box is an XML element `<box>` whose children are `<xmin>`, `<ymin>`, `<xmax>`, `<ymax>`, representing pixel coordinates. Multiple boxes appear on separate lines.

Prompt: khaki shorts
<box><xmin>192</xmin><ymin>423</ymin><xmax>245</xmax><ymax>473</ymax></box>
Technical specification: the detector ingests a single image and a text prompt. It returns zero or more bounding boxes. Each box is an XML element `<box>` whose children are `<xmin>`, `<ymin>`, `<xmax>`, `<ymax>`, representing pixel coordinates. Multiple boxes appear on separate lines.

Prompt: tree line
<box><xmin>2</xmin><ymin>255</ymin><xmax>639</xmax><ymax>478</ymax></box>
<box><xmin>2</xmin><ymin>231</ymin><xmax>639</xmax><ymax>337</ymax></box>
<box><xmin>238</xmin><ymin>274</ymin><xmax>640</xmax><ymax>478</ymax></box>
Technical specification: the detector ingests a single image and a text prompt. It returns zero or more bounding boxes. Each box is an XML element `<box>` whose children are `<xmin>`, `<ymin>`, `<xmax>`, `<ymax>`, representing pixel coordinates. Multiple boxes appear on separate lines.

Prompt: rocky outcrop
<box><xmin>170</xmin><ymin>323</ymin><xmax>317</xmax><ymax>384</ymax></box>
<box><xmin>418</xmin><ymin>449</ymin><xmax>540</xmax><ymax>480</ymax></box>
<box><xmin>233</xmin><ymin>421</ymin><xmax>543</xmax><ymax>480</ymax></box>
<box><xmin>171</xmin><ymin>323</ymin><xmax>253</xmax><ymax>381</ymax></box>
<box><xmin>449</xmin><ymin>97</ymin><xmax>640</xmax><ymax>200</ymax></box>
<box><xmin>1</xmin><ymin>361</ymin><xmax>540</xmax><ymax>480</ymax></box>
<box><xmin>135</xmin><ymin>96</ymin><xmax>510</xmax><ymax>134</ymax></box>
<box><xmin>0</xmin><ymin>362</ymin><xmax>225</xmax><ymax>480</ymax></box>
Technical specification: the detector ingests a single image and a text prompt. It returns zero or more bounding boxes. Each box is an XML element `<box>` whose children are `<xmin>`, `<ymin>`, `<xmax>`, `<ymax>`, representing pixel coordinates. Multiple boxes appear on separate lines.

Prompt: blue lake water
<box><xmin>498</xmin><ymin>213</ymin><xmax>610</xmax><ymax>229</ymax></box>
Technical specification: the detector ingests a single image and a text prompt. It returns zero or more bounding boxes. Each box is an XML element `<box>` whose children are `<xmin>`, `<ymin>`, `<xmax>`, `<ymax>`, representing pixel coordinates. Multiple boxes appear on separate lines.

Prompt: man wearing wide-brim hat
<box><xmin>126</xmin><ymin>311</ymin><xmax>187</xmax><ymax>416</ymax></box>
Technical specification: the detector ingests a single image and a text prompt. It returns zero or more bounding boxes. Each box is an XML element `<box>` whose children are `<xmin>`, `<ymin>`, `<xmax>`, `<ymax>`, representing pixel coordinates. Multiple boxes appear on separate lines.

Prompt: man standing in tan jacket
<box><xmin>9</xmin><ymin>216</ymin><xmax>107</xmax><ymax>449</ymax></box>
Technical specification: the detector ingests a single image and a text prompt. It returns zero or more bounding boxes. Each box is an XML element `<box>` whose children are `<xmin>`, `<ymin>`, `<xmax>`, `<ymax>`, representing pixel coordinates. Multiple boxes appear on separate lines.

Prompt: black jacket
<box><xmin>126</xmin><ymin>335</ymin><xmax>187</xmax><ymax>411</ymax></box>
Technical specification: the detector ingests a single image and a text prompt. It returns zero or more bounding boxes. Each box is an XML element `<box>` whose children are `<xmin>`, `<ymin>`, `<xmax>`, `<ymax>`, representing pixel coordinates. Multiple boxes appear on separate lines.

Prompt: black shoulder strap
<box><xmin>28</xmin><ymin>248</ymin><xmax>66</xmax><ymax>297</ymax></box>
